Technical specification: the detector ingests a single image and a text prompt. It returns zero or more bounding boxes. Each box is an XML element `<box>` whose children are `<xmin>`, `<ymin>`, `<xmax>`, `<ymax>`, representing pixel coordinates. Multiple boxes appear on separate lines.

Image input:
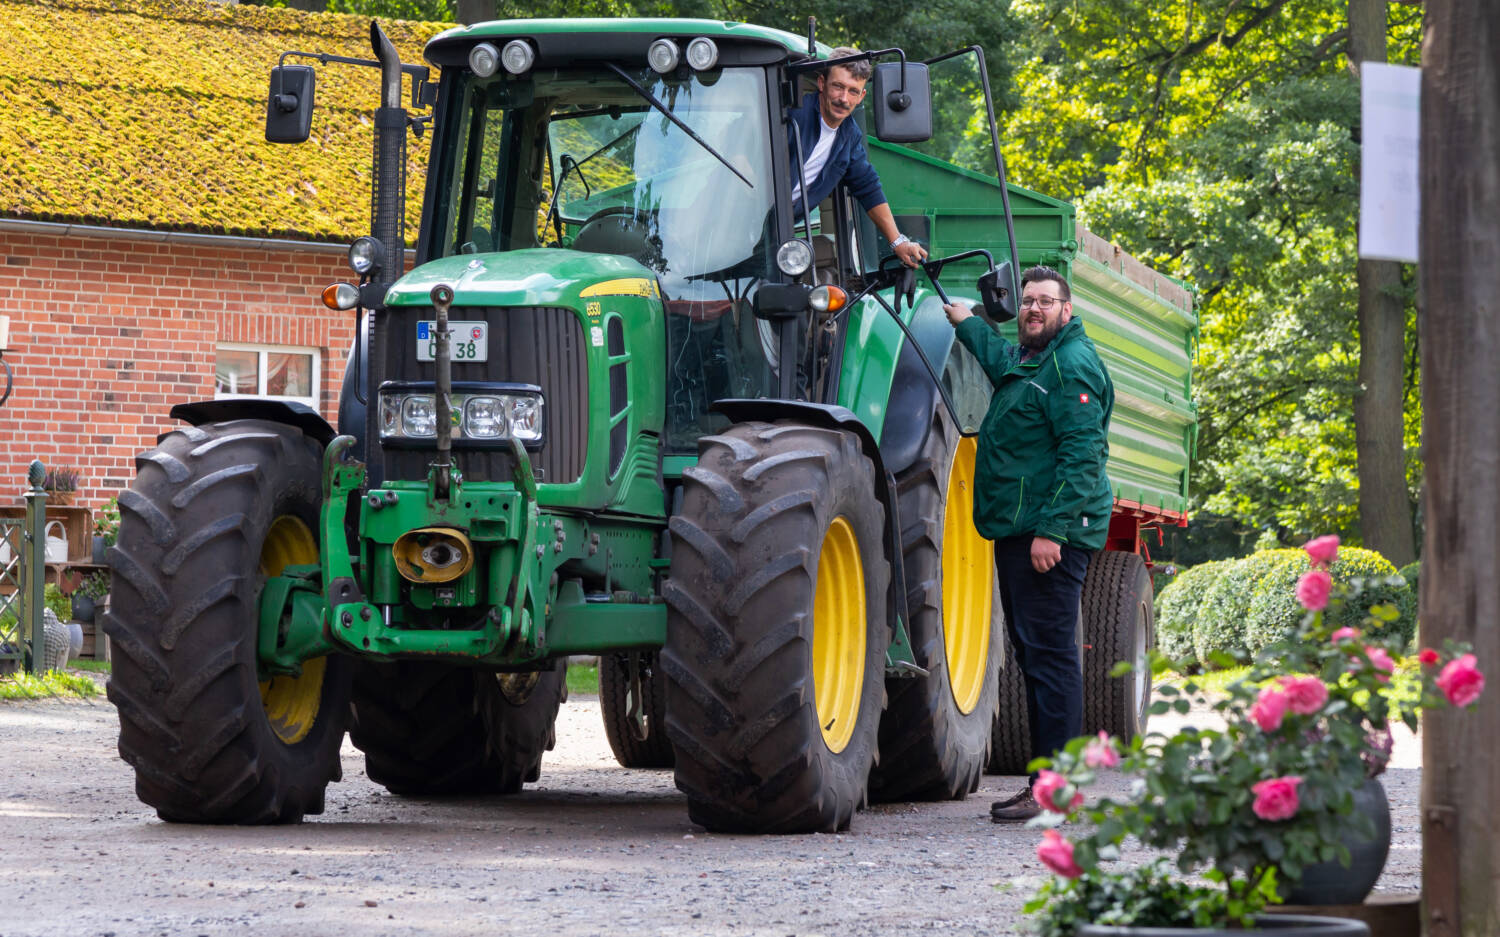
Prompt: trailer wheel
<box><xmin>105</xmin><ymin>420</ymin><xmax>350</xmax><ymax>824</ymax></box>
<box><xmin>662</xmin><ymin>421</ymin><xmax>889</xmax><ymax>833</ymax></box>
<box><xmin>350</xmin><ymin>660</ymin><xmax>564</xmax><ymax>796</ymax></box>
<box><xmin>599</xmin><ymin>652</ymin><xmax>674</xmax><ymax>768</ymax></box>
<box><xmin>1081</xmin><ymin>549</ymin><xmax>1153</xmax><ymax>742</ymax></box>
<box><xmin>871</xmin><ymin>409</ymin><xmax>1001</xmax><ymax>801</ymax></box>
<box><xmin>986</xmin><ymin>640</ymin><xmax>1032</xmax><ymax>776</ymax></box>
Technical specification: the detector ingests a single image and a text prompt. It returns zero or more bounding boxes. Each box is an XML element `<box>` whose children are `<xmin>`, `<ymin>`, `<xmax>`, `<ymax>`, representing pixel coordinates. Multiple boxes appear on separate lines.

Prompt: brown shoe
<box><xmin>990</xmin><ymin>788</ymin><xmax>1041</xmax><ymax>823</ymax></box>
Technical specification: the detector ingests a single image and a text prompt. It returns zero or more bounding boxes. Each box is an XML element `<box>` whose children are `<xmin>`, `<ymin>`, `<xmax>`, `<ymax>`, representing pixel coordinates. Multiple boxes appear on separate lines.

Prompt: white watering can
<box><xmin>44</xmin><ymin>520</ymin><xmax>68</xmax><ymax>563</ymax></box>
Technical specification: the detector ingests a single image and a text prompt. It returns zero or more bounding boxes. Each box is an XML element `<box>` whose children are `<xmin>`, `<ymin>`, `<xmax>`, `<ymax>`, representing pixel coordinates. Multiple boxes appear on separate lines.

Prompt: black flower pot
<box><xmin>92</xmin><ymin>535</ymin><xmax>108</xmax><ymax>565</ymax></box>
<box><xmin>1282</xmin><ymin>778</ymin><xmax>1391</xmax><ymax>907</ymax></box>
<box><xmin>1076</xmin><ymin>913</ymin><xmax>1370</xmax><ymax>935</ymax></box>
<box><xmin>72</xmin><ymin>593</ymin><xmax>95</xmax><ymax>623</ymax></box>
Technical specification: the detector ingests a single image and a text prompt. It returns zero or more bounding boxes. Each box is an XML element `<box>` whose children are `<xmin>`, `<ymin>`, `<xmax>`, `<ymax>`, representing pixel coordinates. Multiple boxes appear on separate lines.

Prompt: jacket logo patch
<box><xmin>1079</xmin><ymin>393</ymin><xmax>1090</xmax><ymax>404</ymax></box>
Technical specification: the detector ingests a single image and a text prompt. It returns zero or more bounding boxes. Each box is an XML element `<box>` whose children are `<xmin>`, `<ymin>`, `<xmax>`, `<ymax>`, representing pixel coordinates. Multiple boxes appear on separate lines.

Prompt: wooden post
<box><xmin>1419</xmin><ymin>1</ymin><xmax>1500</xmax><ymax>934</ymax></box>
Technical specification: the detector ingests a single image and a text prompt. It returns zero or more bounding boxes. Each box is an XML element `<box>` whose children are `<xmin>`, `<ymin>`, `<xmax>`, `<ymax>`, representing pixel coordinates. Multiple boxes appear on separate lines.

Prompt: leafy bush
<box><xmin>1245</xmin><ymin>547</ymin><xmax>1414</xmax><ymax>653</ymax></box>
<box><xmin>1329</xmin><ymin>548</ymin><xmax>1415</xmax><ymax>645</ymax></box>
<box><xmin>1193</xmin><ymin>551</ymin><xmax>1300</xmax><ymax>665</ymax></box>
<box><xmin>1155</xmin><ymin>559</ymin><xmax>1232</xmax><ymax>669</ymax></box>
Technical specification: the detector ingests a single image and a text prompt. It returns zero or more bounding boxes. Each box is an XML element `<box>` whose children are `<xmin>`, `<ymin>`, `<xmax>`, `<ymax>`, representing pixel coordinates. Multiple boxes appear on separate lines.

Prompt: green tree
<box><xmin>996</xmin><ymin>0</ymin><xmax>1423</xmax><ymax>551</ymax></box>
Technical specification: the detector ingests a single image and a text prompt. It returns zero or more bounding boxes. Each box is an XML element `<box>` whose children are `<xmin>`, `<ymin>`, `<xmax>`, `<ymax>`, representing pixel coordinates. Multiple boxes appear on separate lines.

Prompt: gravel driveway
<box><xmin>0</xmin><ymin>685</ymin><xmax>1422</xmax><ymax>937</ymax></box>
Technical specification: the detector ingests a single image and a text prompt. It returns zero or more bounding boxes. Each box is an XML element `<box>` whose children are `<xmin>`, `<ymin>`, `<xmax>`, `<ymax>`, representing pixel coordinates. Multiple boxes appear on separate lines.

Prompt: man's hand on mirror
<box><xmin>943</xmin><ymin>301</ymin><xmax>974</xmax><ymax>326</ymax></box>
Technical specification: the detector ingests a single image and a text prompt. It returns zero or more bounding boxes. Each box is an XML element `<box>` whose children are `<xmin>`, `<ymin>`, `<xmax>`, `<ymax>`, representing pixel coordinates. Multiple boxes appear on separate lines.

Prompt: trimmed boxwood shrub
<box><xmin>1245</xmin><ymin>547</ymin><xmax>1416</xmax><ymax>653</ymax></box>
<box><xmin>1155</xmin><ymin>560</ymin><xmax>1232</xmax><ymax>669</ymax></box>
<box><xmin>1193</xmin><ymin>550</ymin><xmax>1300</xmax><ymax>665</ymax></box>
<box><xmin>1398</xmin><ymin>560</ymin><xmax>1420</xmax><ymax>597</ymax></box>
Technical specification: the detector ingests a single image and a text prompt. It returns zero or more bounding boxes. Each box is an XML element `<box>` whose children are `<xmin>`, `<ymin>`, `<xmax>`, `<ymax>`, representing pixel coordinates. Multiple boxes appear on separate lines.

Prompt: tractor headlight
<box><xmin>648</xmin><ymin>38</ymin><xmax>680</xmax><ymax>74</ymax></box>
<box><xmin>379</xmin><ymin>384</ymin><xmax>545</xmax><ymax>448</ymax></box>
<box><xmin>686</xmin><ymin>37</ymin><xmax>719</xmax><ymax>71</ymax></box>
<box><xmin>776</xmin><ymin>238</ymin><xmax>813</xmax><ymax>277</ymax></box>
<box><xmin>469</xmin><ymin>42</ymin><xmax>500</xmax><ymax>78</ymax></box>
<box><xmin>348</xmin><ymin>236</ymin><xmax>385</xmax><ymax>275</ymax></box>
<box><xmin>500</xmin><ymin>40</ymin><xmax>535</xmax><ymax>75</ymax></box>
<box><xmin>463</xmin><ymin>396</ymin><xmax>504</xmax><ymax>438</ymax></box>
<box><xmin>401</xmin><ymin>396</ymin><xmax>438</xmax><ymax>437</ymax></box>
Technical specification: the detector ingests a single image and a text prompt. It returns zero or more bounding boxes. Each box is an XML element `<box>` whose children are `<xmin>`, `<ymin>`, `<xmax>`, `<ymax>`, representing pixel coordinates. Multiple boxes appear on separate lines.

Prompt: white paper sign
<box><xmin>1359</xmin><ymin>62</ymin><xmax>1421</xmax><ymax>263</ymax></box>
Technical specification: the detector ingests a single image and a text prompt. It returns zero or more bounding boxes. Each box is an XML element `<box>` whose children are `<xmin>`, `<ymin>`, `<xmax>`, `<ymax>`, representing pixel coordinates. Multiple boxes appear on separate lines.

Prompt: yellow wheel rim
<box><xmin>257</xmin><ymin>515</ymin><xmax>325</xmax><ymax>745</ymax></box>
<box><xmin>942</xmin><ymin>436</ymin><xmax>994</xmax><ymax>715</ymax></box>
<box><xmin>812</xmin><ymin>516</ymin><xmax>866</xmax><ymax>754</ymax></box>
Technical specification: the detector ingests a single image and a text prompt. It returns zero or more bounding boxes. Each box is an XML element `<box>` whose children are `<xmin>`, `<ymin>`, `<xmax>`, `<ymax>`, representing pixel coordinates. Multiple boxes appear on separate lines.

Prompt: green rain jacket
<box><xmin>954</xmin><ymin>314</ymin><xmax>1114</xmax><ymax>550</ymax></box>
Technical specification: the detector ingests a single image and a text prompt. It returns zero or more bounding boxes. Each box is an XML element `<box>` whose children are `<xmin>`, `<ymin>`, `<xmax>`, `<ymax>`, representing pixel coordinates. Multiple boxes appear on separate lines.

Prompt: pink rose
<box><xmin>1037</xmin><ymin>829</ymin><xmax>1083</xmax><ymax>878</ymax></box>
<box><xmin>1437</xmin><ymin>654</ymin><xmax>1486</xmax><ymax>708</ymax></box>
<box><xmin>1303</xmin><ymin>535</ymin><xmax>1340</xmax><ymax>567</ymax></box>
<box><xmin>1331</xmin><ymin>626</ymin><xmax>1361</xmax><ymax>644</ymax></box>
<box><xmin>1033</xmin><ymin>769</ymin><xmax>1083</xmax><ymax>813</ymax></box>
<box><xmin>1297</xmin><ymin>570</ymin><xmax>1333</xmax><ymax>611</ymax></box>
<box><xmin>1277</xmin><ymin>675</ymin><xmax>1329</xmax><ymax>715</ymax></box>
<box><xmin>1419</xmin><ymin>648</ymin><xmax>1441</xmax><ymax>666</ymax></box>
<box><xmin>1363</xmin><ymin>646</ymin><xmax>1395</xmax><ymax>683</ymax></box>
<box><xmin>1251</xmin><ymin>776</ymin><xmax>1303</xmax><ymax>821</ymax></box>
<box><xmin>1083</xmin><ymin>731</ymin><xmax>1120</xmax><ymax>769</ymax></box>
<box><xmin>1249</xmin><ymin>687</ymin><xmax>1290</xmax><ymax>731</ymax></box>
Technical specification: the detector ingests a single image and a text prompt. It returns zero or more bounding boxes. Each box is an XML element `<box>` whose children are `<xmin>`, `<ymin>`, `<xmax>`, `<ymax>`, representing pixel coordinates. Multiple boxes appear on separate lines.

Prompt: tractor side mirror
<box><xmin>978</xmin><ymin>262</ymin><xmax>1017</xmax><ymax>322</ymax></box>
<box><xmin>265</xmin><ymin>65</ymin><xmax>316</xmax><ymax>143</ymax></box>
<box><xmin>870</xmin><ymin>62</ymin><xmax>931</xmax><ymax>143</ymax></box>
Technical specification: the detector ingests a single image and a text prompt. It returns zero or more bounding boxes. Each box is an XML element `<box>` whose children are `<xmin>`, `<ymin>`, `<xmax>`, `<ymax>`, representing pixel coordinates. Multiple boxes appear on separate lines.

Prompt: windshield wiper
<box><xmin>603</xmin><ymin>63</ymin><xmax>753</xmax><ymax>189</ymax></box>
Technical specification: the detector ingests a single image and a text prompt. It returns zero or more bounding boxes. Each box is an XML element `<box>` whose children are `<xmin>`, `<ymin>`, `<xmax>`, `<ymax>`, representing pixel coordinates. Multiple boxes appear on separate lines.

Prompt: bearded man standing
<box><xmin>943</xmin><ymin>265</ymin><xmax>1114</xmax><ymax>822</ymax></box>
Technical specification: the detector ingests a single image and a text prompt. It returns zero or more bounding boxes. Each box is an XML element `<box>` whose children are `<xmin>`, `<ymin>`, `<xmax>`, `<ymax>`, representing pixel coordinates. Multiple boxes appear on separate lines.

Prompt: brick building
<box><xmin>0</xmin><ymin>0</ymin><xmax>444</xmax><ymax>505</ymax></box>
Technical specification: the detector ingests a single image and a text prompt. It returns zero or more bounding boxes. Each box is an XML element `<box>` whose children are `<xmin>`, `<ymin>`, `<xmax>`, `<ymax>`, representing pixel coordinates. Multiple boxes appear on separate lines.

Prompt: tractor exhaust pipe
<box><xmin>363</xmin><ymin>22</ymin><xmax>408</xmax><ymax>463</ymax></box>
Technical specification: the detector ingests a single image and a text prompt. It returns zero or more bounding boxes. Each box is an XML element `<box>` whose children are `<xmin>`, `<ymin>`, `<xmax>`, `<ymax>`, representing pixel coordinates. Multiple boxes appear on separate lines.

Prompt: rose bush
<box><xmin>1026</xmin><ymin>536</ymin><xmax>1485</xmax><ymax>935</ymax></box>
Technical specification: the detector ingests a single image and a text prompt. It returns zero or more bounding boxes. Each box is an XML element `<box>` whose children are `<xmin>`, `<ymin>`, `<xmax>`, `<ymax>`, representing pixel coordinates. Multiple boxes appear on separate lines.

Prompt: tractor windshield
<box><xmin>433</xmin><ymin>66</ymin><xmax>780</xmax><ymax>449</ymax></box>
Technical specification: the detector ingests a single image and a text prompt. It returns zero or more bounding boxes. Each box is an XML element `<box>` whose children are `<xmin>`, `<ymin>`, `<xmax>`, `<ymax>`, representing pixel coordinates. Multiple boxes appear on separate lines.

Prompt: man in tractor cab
<box><xmin>942</xmin><ymin>266</ymin><xmax>1115</xmax><ymax>823</ymax></box>
<box><xmin>787</xmin><ymin>47</ymin><xmax>927</xmax><ymax>268</ymax></box>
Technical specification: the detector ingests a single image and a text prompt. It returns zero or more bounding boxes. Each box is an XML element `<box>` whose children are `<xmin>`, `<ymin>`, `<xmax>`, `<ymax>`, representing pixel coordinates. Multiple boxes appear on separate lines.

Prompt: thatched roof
<box><xmin>0</xmin><ymin>0</ymin><xmax>445</xmax><ymax>241</ymax></box>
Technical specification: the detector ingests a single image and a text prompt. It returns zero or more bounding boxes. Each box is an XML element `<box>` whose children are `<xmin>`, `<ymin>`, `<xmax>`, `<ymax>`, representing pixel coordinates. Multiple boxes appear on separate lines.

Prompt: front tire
<box><xmin>105</xmin><ymin>420</ymin><xmax>351</xmax><ymax>824</ymax></box>
<box><xmin>871</xmin><ymin>409</ymin><xmax>1001</xmax><ymax>801</ymax></box>
<box><xmin>662</xmin><ymin>421</ymin><xmax>890</xmax><ymax>833</ymax></box>
<box><xmin>1081</xmin><ymin>550</ymin><xmax>1153</xmax><ymax>742</ymax></box>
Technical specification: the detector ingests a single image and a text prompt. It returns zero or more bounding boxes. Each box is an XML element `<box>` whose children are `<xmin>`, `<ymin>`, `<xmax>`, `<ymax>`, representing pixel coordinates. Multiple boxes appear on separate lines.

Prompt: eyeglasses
<box><xmin>1019</xmin><ymin>296</ymin><xmax>1065</xmax><ymax>311</ymax></box>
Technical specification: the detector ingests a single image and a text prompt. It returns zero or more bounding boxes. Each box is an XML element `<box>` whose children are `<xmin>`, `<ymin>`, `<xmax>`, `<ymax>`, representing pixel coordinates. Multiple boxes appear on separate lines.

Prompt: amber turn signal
<box><xmin>809</xmin><ymin>285</ymin><xmax>848</xmax><ymax>314</ymax></box>
<box><xmin>322</xmin><ymin>282</ymin><xmax>359</xmax><ymax>310</ymax></box>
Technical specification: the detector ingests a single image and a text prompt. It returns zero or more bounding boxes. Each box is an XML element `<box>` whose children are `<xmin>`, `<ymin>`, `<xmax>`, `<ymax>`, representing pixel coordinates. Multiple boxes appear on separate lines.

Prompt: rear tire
<box><xmin>1081</xmin><ymin>550</ymin><xmax>1153</xmax><ymax>743</ymax></box>
<box><xmin>105</xmin><ymin>420</ymin><xmax>350</xmax><ymax>824</ymax></box>
<box><xmin>871</xmin><ymin>409</ymin><xmax>1001</xmax><ymax>801</ymax></box>
<box><xmin>662</xmin><ymin>421</ymin><xmax>890</xmax><ymax>833</ymax></box>
<box><xmin>349</xmin><ymin>660</ymin><xmax>564</xmax><ymax>796</ymax></box>
<box><xmin>599</xmin><ymin>652</ymin><xmax>674</xmax><ymax>768</ymax></box>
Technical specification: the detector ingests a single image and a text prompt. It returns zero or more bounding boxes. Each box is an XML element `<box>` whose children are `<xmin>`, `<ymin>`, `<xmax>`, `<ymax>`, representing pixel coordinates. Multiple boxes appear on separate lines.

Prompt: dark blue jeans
<box><xmin>994</xmin><ymin>536</ymin><xmax>1094</xmax><ymax>777</ymax></box>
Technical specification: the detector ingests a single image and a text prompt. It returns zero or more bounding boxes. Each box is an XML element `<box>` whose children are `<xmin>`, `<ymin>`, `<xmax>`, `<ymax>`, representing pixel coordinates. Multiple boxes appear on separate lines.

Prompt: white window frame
<box><xmin>214</xmin><ymin>342</ymin><xmax>321</xmax><ymax>409</ymax></box>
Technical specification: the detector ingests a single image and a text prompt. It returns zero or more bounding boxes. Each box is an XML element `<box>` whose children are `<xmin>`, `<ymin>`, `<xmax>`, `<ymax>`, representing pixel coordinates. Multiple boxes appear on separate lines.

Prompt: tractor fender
<box><xmin>710</xmin><ymin>398</ymin><xmax>911</xmax><ymax>650</ymax></box>
<box><xmin>168</xmin><ymin>399</ymin><xmax>337</xmax><ymax>446</ymax></box>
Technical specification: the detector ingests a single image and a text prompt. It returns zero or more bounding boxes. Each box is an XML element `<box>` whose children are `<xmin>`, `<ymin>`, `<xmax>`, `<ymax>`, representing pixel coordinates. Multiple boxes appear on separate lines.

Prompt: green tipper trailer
<box><xmin>105</xmin><ymin>17</ymin><xmax>1196</xmax><ymax>833</ymax></box>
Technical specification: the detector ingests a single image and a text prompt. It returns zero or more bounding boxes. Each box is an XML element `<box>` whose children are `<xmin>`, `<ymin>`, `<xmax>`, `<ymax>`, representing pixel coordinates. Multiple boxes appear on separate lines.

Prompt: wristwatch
<box><xmin>891</xmin><ymin>233</ymin><xmax>911</xmax><ymax>248</ymax></box>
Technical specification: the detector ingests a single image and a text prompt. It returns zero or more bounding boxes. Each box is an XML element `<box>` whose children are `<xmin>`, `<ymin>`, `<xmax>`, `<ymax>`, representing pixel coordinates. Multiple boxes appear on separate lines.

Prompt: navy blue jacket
<box><xmin>786</xmin><ymin>92</ymin><xmax>888</xmax><ymax>214</ymax></box>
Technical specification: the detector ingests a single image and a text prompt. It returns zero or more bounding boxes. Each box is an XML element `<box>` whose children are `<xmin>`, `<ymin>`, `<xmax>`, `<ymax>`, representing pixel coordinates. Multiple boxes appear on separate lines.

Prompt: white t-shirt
<box><xmin>791</xmin><ymin>116</ymin><xmax>839</xmax><ymax>206</ymax></box>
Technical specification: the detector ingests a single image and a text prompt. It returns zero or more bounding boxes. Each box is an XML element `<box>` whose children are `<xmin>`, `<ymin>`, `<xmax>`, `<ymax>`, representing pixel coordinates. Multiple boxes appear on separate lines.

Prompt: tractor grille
<box><xmin>374</xmin><ymin>305</ymin><xmax>588</xmax><ymax>485</ymax></box>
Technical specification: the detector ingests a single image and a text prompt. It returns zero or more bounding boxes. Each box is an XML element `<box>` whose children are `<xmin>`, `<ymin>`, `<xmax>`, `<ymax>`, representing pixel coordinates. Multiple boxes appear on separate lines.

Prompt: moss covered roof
<box><xmin>0</xmin><ymin>0</ymin><xmax>446</xmax><ymax>242</ymax></box>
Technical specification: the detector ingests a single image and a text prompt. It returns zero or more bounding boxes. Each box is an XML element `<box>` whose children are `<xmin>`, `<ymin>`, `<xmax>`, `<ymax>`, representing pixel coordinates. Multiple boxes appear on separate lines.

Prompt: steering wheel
<box><xmin>572</xmin><ymin>207</ymin><xmax>660</xmax><ymax>265</ymax></box>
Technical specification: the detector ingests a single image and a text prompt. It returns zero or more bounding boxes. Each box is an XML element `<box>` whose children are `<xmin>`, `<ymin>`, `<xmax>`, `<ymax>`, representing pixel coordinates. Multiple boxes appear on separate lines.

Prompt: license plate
<box><xmin>416</xmin><ymin>321</ymin><xmax>488</xmax><ymax>362</ymax></box>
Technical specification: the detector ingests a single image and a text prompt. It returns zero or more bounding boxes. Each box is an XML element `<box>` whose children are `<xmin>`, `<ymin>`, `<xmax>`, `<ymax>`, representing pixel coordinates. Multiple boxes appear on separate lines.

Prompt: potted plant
<box><xmin>1025</xmin><ymin>535</ymin><xmax>1485</xmax><ymax>935</ymax></box>
<box><xmin>42</xmin><ymin>466</ymin><xmax>81</xmax><ymax>505</ymax></box>
<box><xmin>70</xmin><ymin>570</ymin><xmax>110</xmax><ymax>623</ymax></box>
<box><xmin>92</xmin><ymin>496</ymin><xmax>120</xmax><ymax>564</ymax></box>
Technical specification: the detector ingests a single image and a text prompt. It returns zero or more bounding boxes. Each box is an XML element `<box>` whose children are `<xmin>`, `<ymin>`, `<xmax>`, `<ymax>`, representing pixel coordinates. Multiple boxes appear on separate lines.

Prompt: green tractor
<box><xmin>105</xmin><ymin>18</ymin><xmax>1195</xmax><ymax>833</ymax></box>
